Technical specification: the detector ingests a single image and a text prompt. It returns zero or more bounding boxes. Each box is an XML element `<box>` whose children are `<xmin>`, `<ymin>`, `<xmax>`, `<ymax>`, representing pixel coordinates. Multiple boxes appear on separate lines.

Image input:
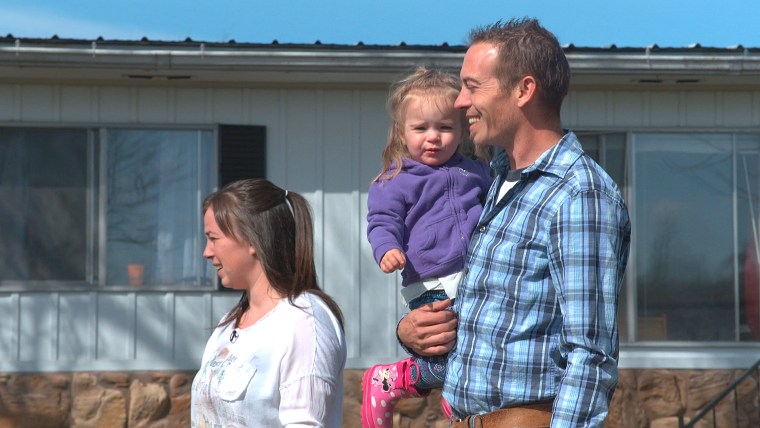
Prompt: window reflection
<box><xmin>105</xmin><ymin>129</ymin><xmax>213</xmax><ymax>287</ymax></box>
<box><xmin>580</xmin><ymin>132</ymin><xmax>760</xmax><ymax>343</ymax></box>
<box><xmin>635</xmin><ymin>134</ymin><xmax>735</xmax><ymax>341</ymax></box>
<box><xmin>0</xmin><ymin>127</ymin><xmax>214</xmax><ymax>288</ymax></box>
<box><xmin>0</xmin><ymin>129</ymin><xmax>90</xmax><ymax>283</ymax></box>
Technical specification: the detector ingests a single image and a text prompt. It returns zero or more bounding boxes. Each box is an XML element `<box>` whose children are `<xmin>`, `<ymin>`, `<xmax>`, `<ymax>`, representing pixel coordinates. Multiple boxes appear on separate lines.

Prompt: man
<box><xmin>397</xmin><ymin>18</ymin><xmax>631</xmax><ymax>427</ymax></box>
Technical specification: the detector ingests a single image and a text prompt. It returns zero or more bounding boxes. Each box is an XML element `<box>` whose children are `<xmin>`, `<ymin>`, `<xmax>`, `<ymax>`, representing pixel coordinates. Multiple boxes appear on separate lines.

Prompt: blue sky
<box><xmin>2</xmin><ymin>1</ymin><xmax>759</xmax><ymax>48</ymax></box>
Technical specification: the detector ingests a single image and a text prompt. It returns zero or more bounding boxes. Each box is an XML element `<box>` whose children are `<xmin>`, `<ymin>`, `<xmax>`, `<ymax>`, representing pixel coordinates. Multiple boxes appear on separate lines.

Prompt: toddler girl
<box><xmin>362</xmin><ymin>67</ymin><xmax>491</xmax><ymax>427</ymax></box>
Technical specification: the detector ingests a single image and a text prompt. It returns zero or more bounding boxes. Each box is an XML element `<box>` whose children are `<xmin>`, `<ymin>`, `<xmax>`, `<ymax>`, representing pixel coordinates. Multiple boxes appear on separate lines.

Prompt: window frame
<box><xmin>578</xmin><ymin>128</ymin><xmax>760</xmax><ymax>348</ymax></box>
<box><xmin>0</xmin><ymin>124</ymin><xmax>220</xmax><ymax>292</ymax></box>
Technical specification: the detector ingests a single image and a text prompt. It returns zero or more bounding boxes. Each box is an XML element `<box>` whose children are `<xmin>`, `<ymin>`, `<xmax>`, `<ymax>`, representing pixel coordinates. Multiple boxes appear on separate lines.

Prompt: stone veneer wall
<box><xmin>0</xmin><ymin>369</ymin><xmax>757</xmax><ymax>427</ymax></box>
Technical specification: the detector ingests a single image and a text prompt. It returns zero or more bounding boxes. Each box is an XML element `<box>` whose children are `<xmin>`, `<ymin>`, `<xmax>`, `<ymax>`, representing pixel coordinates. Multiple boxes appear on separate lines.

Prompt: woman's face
<box><xmin>202</xmin><ymin>208</ymin><xmax>258</xmax><ymax>290</ymax></box>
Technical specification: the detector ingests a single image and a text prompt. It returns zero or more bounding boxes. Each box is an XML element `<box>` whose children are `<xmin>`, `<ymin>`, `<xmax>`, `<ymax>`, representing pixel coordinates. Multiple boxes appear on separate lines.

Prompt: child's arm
<box><xmin>367</xmin><ymin>180</ymin><xmax>407</xmax><ymax>269</ymax></box>
<box><xmin>379</xmin><ymin>248</ymin><xmax>406</xmax><ymax>273</ymax></box>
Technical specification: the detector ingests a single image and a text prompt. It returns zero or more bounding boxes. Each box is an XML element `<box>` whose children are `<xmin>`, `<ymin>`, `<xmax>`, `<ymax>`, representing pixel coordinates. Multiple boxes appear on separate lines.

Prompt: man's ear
<box><xmin>515</xmin><ymin>76</ymin><xmax>537</xmax><ymax>107</ymax></box>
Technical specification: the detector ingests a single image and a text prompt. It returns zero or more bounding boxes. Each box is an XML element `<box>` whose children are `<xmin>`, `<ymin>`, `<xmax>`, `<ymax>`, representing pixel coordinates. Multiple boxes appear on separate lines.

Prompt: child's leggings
<box><xmin>407</xmin><ymin>289</ymin><xmax>451</xmax><ymax>390</ymax></box>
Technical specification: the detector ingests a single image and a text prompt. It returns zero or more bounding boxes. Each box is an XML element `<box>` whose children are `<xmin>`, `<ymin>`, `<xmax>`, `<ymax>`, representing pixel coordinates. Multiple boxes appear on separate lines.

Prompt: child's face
<box><xmin>401</xmin><ymin>95</ymin><xmax>462</xmax><ymax>167</ymax></box>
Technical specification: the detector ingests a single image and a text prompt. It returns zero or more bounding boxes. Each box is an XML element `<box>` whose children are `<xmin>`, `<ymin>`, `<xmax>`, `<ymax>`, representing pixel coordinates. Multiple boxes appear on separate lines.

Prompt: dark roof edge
<box><xmin>1</xmin><ymin>35</ymin><xmax>759</xmax><ymax>53</ymax></box>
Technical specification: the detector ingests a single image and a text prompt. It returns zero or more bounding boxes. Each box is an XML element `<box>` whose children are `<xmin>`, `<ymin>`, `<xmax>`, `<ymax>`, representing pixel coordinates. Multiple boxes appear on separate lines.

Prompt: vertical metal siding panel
<box><xmin>19</xmin><ymin>293</ymin><xmax>56</xmax><ymax>361</ymax></box>
<box><xmin>98</xmin><ymin>86</ymin><xmax>136</xmax><ymax>123</ymax></box>
<box><xmin>561</xmin><ymin>91</ymin><xmax>578</xmax><ymax>128</ymax></box>
<box><xmin>58</xmin><ymin>293</ymin><xmax>94</xmax><ymax>360</ymax></box>
<box><xmin>312</xmin><ymin>90</ymin><xmax>326</xmax><ymax>278</ymax></box>
<box><xmin>211</xmin><ymin>294</ymin><xmax>240</xmax><ymax>326</ymax></box>
<box><xmin>275</xmin><ymin>89</ymin><xmax>291</xmax><ymax>184</ymax></box>
<box><xmin>321</xmin><ymin>90</ymin><xmax>360</xmax><ymax>358</ymax></box>
<box><xmin>96</xmin><ymin>293</ymin><xmax>134</xmax><ymax>360</ymax></box>
<box><xmin>284</xmin><ymin>90</ymin><xmax>320</xmax><ymax>191</ymax></box>
<box><xmin>0</xmin><ymin>84</ymin><xmax>18</xmax><ymax>120</ymax></box>
<box><xmin>248</xmin><ymin>89</ymin><xmax>283</xmax><ymax>183</ymax></box>
<box><xmin>284</xmin><ymin>90</ymin><xmax>325</xmax><ymax>282</ymax></box>
<box><xmin>136</xmin><ymin>87</ymin><xmax>170</xmax><ymax>123</ymax></box>
<box><xmin>174</xmin><ymin>88</ymin><xmax>209</xmax><ymax>124</ymax></box>
<box><xmin>20</xmin><ymin>85</ymin><xmax>57</xmax><ymax>122</ymax></box>
<box><xmin>173</xmin><ymin>293</ymin><xmax>210</xmax><ymax>365</ymax></box>
<box><xmin>721</xmin><ymin>91</ymin><xmax>755</xmax><ymax>127</ymax></box>
<box><xmin>60</xmin><ymin>86</ymin><xmax>97</xmax><ymax>122</ymax></box>
<box><xmin>0</xmin><ymin>294</ymin><xmax>19</xmax><ymax>361</ymax></box>
<box><xmin>211</xmin><ymin>89</ymin><xmax>246</xmax><ymax>124</ymax></box>
<box><xmin>135</xmin><ymin>293</ymin><xmax>171</xmax><ymax>360</ymax></box>
<box><xmin>573</xmin><ymin>91</ymin><xmax>608</xmax><ymax>127</ymax></box>
<box><xmin>648</xmin><ymin>92</ymin><xmax>681</xmax><ymax>127</ymax></box>
<box><xmin>612</xmin><ymin>91</ymin><xmax>646</xmax><ymax>127</ymax></box>
<box><xmin>357</xmin><ymin>90</ymin><xmax>401</xmax><ymax>364</ymax></box>
<box><xmin>684</xmin><ymin>92</ymin><xmax>719</xmax><ymax>127</ymax></box>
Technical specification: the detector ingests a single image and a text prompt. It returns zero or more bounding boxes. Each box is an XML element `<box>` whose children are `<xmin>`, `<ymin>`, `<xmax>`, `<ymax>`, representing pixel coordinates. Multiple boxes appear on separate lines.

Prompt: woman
<box><xmin>191</xmin><ymin>179</ymin><xmax>346</xmax><ymax>427</ymax></box>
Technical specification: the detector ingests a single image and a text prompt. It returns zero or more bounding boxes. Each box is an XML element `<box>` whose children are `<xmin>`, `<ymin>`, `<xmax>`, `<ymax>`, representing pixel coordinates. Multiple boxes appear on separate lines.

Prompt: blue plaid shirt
<box><xmin>445</xmin><ymin>131</ymin><xmax>631</xmax><ymax>427</ymax></box>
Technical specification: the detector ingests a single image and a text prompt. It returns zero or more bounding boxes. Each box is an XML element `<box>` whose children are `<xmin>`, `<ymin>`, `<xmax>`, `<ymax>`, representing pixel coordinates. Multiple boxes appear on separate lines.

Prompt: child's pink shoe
<box><xmin>361</xmin><ymin>358</ymin><xmax>425</xmax><ymax>427</ymax></box>
<box><xmin>441</xmin><ymin>396</ymin><xmax>453</xmax><ymax>419</ymax></box>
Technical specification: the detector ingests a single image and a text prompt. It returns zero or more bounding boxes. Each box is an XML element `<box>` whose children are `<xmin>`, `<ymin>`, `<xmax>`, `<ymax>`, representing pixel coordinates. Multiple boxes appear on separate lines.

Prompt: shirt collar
<box><xmin>489</xmin><ymin>130</ymin><xmax>584</xmax><ymax>179</ymax></box>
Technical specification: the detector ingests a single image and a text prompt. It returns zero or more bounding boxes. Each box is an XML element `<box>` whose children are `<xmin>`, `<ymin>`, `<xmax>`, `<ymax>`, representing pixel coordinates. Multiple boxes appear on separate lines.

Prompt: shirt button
<box><xmin>479</xmin><ymin>225</ymin><xmax>486</xmax><ymax>232</ymax></box>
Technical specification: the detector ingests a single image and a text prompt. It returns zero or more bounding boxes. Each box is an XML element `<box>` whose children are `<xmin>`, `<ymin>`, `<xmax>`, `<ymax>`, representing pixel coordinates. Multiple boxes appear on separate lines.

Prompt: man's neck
<box><xmin>507</xmin><ymin>127</ymin><xmax>564</xmax><ymax>170</ymax></box>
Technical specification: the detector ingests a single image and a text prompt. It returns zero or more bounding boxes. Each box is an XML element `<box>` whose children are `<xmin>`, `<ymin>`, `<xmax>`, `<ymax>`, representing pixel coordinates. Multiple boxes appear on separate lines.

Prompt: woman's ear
<box><xmin>248</xmin><ymin>245</ymin><xmax>257</xmax><ymax>257</ymax></box>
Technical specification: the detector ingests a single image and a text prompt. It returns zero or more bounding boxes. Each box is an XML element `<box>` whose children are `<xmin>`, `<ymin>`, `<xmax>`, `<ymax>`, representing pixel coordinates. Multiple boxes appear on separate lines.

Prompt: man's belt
<box><xmin>449</xmin><ymin>401</ymin><xmax>552</xmax><ymax>428</ymax></box>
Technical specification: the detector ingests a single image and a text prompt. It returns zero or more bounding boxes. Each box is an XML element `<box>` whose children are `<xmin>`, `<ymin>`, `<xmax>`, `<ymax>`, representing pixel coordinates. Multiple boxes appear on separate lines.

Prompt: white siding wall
<box><xmin>564</xmin><ymin>89</ymin><xmax>760</xmax><ymax>128</ymax></box>
<box><xmin>1</xmin><ymin>83</ymin><xmax>759</xmax><ymax>372</ymax></box>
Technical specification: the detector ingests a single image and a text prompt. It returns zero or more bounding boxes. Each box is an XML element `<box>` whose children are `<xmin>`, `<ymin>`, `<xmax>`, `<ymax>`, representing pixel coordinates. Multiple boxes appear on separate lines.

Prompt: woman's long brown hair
<box><xmin>203</xmin><ymin>178</ymin><xmax>344</xmax><ymax>330</ymax></box>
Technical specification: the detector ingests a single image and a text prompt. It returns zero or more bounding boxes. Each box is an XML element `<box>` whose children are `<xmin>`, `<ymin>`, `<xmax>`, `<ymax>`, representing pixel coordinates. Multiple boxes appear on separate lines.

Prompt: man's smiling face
<box><xmin>455</xmin><ymin>42</ymin><xmax>519</xmax><ymax>149</ymax></box>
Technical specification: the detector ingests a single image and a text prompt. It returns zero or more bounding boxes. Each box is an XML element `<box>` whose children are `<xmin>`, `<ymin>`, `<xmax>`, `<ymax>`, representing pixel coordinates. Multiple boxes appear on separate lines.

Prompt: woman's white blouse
<box><xmin>191</xmin><ymin>292</ymin><xmax>346</xmax><ymax>427</ymax></box>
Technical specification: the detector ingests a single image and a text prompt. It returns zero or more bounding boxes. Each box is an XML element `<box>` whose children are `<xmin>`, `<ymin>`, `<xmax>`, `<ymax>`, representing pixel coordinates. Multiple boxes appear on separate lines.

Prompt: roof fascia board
<box><xmin>2</xmin><ymin>43</ymin><xmax>760</xmax><ymax>81</ymax></box>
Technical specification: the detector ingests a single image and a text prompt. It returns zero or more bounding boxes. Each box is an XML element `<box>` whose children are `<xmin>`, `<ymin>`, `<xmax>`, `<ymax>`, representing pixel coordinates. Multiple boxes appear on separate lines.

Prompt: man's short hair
<box><xmin>469</xmin><ymin>18</ymin><xmax>571</xmax><ymax>114</ymax></box>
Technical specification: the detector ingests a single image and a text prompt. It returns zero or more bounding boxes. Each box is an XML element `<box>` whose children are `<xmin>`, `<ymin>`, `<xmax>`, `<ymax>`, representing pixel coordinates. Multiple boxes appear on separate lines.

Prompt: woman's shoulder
<box><xmin>279</xmin><ymin>293</ymin><xmax>346</xmax><ymax>361</ymax></box>
<box><xmin>297</xmin><ymin>293</ymin><xmax>342</xmax><ymax>327</ymax></box>
<box><xmin>277</xmin><ymin>294</ymin><xmax>340</xmax><ymax>330</ymax></box>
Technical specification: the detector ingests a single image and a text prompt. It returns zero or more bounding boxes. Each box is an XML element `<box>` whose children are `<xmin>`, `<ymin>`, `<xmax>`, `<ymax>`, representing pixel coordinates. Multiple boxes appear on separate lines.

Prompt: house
<box><xmin>1</xmin><ymin>36</ymin><xmax>759</xmax><ymax>426</ymax></box>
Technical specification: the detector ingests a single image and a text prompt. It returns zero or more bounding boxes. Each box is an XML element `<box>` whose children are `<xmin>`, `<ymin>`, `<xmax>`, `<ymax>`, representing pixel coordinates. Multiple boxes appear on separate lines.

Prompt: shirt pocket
<box><xmin>217</xmin><ymin>361</ymin><xmax>256</xmax><ymax>401</ymax></box>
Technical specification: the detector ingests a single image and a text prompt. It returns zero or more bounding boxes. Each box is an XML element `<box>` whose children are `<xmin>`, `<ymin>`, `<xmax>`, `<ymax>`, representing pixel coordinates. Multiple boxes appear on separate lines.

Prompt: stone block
<box><xmin>607</xmin><ymin>370</ymin><xmax>647</xmax><ymax>428</ymax></box>
<box><xmin>686</xmin><ymin>370</ymin><xmax>731</xmax><ymax>410</ymax></box>
<box><xmin>0</xmin><ymin>373</ymin><xmax>70</xmax><ymax>428</ymax></box>
<box><xmin>169</xmin><ymin>373</ymin><xmax>193</xmax><ymax>398</ymax></box>
<box><xmin>73</xmin><ymin>388</ymin><xmax>126</xmax><ymax>428</ymax></box>
<box><xmin>343</xmin><ymin>369</ymin><xmax>363</xmax><ymax>427</ymax></box>
<box><xmin>396</xmin><ymin>397</ymin><xmax>426</xmax><ymax>417</ymax></box>
<box><xmin>649</xmin><ymin>416</ymin><xmax>681</xmax><ymax>428</ymax></box>
<box><xmin>128</xmin><ymin>379</ymin><xmax>170</xmax><ymax>427</ymax></box>
<box><xmin>638</xmin><ymin>370</ymin><xmax>684</xmax><ymax>420</ymax></box>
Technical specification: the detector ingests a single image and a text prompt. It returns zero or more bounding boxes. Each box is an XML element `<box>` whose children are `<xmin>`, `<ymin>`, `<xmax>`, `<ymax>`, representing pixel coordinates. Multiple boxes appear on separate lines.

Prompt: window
<box><xmin>578</xmin><ymin>131</ymin><xmax>760</xmax><ymax>343</ymax></box>
<box><xmin>0</xmin><ymin>129</ymin><xmax>90</xmax><ymax>285</ymax></box>
<box><xmin>104</xmin><ymin>129</ymin><xmax>214</xmax><ymax>287</ymax></box>
<box><xmin>0</xmin><ymin>127</ymin><xmax>216</xmax><ymax>288</ymax></box>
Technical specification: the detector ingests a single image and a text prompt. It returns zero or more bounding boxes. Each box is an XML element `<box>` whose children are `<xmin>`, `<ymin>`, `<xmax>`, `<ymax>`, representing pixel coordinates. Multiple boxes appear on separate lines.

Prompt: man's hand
<box><xmin>398</xmin><ymin>299</ymin><xmax>458</xmax><ymax>356</ymax></box>
<box><xmin>380</xmin><ymin>249</ymin><xmax>406</xmax><ymax>273</ymax></box>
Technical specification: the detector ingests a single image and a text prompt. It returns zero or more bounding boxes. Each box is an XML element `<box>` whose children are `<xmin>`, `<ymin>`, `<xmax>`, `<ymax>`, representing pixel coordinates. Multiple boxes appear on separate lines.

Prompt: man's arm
<box><xmin>548</xmin><ymin>189</ymin><xmax>631</xmax><ymax>427</ymax></box>
<box><xmin>397</xmin><ymin>299</ymin><xmax>458</xmax><ymax>356</ymax></box>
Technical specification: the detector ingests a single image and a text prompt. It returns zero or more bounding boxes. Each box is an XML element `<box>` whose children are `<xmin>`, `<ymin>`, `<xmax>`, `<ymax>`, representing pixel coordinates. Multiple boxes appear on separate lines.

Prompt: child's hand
<box><xmin>380</xmin><ymin>249</ymin><xmax>406</xmax><ymax>273</ymax></box>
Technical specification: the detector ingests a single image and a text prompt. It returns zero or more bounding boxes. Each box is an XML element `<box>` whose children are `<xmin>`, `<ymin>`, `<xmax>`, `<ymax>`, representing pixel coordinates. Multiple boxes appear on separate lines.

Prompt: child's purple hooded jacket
<box><xmin>367</xmin><ymin>153</ymin><xmax>492</xmax><ymax>286</ymax></box>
